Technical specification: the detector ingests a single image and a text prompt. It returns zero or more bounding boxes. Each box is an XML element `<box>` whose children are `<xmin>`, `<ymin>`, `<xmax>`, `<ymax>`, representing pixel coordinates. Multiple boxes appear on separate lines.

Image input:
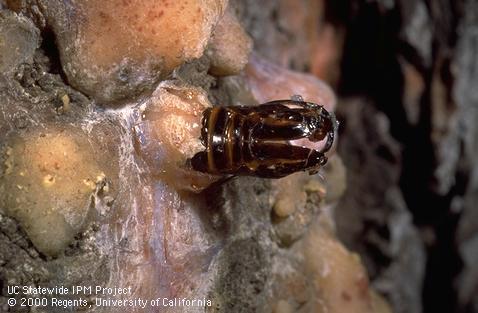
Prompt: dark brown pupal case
<box><xmin>191</xmin><ymin>100</ymin><xmax>337</xmax><ymax>178</ymax></box>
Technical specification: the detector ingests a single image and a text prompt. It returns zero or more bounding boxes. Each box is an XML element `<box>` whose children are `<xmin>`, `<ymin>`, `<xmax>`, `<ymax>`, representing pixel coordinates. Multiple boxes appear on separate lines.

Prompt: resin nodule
<box><xmin>133</xmin><ymin>81</ymin><xmax>219</xmax><ymax>192</ymax></box>
<box><xmin>8</xmin><ymin>0</ymin><xmax>228</xmax><ymax>103</ymax></box>
<box><xmin>207</xmin><ymin>7</ymin><xmax>253</xmax><ymax>76</ymax></box>
<box><xmin>0</xmin><ymin>128</ymin><xmax>116</xmax><ymax>256</ymax></box>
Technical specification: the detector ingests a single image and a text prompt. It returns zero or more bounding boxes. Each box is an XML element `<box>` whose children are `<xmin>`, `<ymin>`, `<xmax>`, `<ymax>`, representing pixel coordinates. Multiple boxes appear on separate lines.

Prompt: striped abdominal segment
<box><xmin>202</xmin><ymin>107</ymin><xmax>245</xmax><ymax>174</ymax></box>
